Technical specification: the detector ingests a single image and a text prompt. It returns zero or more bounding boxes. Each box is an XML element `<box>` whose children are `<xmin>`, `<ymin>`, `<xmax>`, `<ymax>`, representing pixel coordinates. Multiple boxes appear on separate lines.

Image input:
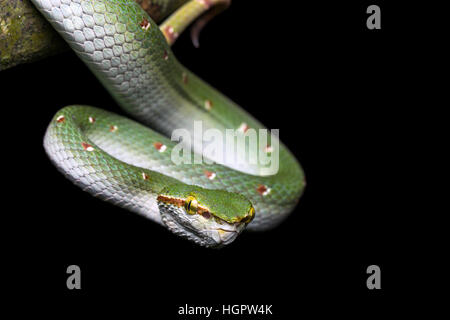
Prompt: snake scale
<box><xmin>32</xmin><ymin>0</ymin><xmax>306</xmax><ymax>247</ymax></box>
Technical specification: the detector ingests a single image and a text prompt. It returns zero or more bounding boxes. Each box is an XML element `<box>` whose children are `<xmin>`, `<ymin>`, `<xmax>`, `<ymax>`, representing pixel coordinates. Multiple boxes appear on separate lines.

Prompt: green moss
<box><xmin>0</xmin><ymin>0</ymin><xmax>66</xmax><ymax>70</ymax></box>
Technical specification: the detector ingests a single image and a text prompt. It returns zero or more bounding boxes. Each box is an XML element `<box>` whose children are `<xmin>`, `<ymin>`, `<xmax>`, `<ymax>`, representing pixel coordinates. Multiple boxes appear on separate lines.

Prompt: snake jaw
<box><xmin>216</xmin><ymin>228</ymin><xmax>242</xmax><ymax>246</ymax></box>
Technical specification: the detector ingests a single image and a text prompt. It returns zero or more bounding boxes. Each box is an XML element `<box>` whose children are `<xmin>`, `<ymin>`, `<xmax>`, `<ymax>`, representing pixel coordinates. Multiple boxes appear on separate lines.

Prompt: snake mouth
<box><xmin>217</xmin><ymin>227</ymin><xmax>237</xmax><ymax>233</ymax></box>
<box><xmin>217</xmin><ymin>229</ymin><xmax>237</xmax><ymax>244</ymax></box>
<box><xmin>214</xmin><ymin>226</ymin><xmax>243</xmax><ymax>245</ymax></box>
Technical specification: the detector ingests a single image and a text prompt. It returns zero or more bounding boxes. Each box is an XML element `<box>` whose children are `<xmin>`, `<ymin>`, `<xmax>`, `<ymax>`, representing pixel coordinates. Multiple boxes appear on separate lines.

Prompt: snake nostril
<box><xmin>201</xmin><ymin>211</ymin><xmax>211</xmax><ymax>219</ymax></box>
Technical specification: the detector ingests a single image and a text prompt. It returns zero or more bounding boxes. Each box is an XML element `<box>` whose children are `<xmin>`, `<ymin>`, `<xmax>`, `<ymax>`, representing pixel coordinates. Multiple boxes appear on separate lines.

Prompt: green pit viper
<box><xmin>32</xmin><ymin>0</ymin><xmax>306</xmax><ymax>247</ymax></box>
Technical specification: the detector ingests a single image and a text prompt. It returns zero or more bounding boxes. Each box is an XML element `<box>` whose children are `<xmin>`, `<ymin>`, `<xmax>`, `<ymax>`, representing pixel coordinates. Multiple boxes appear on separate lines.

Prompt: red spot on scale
<box><xmin>204</xmin><ymin>100</ymin><xmax>213</xmax><ymax>111</ymax></box>
<box><xmin>142</xmin><ymin>172</ymin><xmax>149</xmax><ymax>180</ymax></box>
<box><xmin>204</xmin><ymin>170</ymin><xmax>216</xmax><ymax>180</ymax></box>
<box><xmin>257</xmin><ymin>184</ymin><xmax>271</xmax><ymax>196</ymax></box>
<box><xmin>140</xmin><ymin>17</ymin><xmax>150</xmax><ymax>30</ymax></box>
<box><xmin>264</xmin><ymin>145</ymin><xmax>273</xmax><ymax>153</ymax></box>
<box><xmin>238</xmin><ymin>123</ymin><xmax>249</xmax><ymax>133</ymax></box>
<box><xmin>56</xmin><ymin>115</ymin><xmax>65</xmax><ymax>123</ymax></box>
<box><xmin>163</xmin><ymin>50</ymin><xmax>168</xmax><ymax>60</ymax></box>
<box><xmin>153</xmin><ymin>142</ymin><xmax>167</xmax><ymax>152</ymax></box>
<box><xmin>81</xmin><ymin>142</ymin><xmax>94</xmax><ymax>151</ymax></box>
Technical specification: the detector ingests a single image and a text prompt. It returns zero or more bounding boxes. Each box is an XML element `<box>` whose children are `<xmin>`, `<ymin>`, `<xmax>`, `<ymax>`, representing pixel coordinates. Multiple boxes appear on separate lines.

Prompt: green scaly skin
<box><xmin>32</xmin><ymin>0</ymin><xmax>306</xmax><ymax>247</ymax></box>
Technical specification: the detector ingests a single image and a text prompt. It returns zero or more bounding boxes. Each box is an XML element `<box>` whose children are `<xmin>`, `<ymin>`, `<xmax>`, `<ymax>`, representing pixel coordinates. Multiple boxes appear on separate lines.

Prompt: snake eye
<box><xmin>243</xmin><ymin>206</ymin><xmax>255</xmax><ymax>223</ymax></box>
<box><xmin>185</xmin><ymin>196</ymin><xmax>198</xmax><ymax>215</ymax></box>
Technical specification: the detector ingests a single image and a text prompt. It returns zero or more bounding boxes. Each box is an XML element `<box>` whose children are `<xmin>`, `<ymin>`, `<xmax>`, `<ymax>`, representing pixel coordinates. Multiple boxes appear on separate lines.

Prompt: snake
<box><xmin>31</xmin><ymin>0</ymin><xmax>306</xmax><ymax>247</ymax></box>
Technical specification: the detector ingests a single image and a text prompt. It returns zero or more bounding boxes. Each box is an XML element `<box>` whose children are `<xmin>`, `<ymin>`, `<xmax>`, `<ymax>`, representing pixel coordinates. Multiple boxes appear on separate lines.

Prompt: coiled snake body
<box><xmin>32</xmin><ymin>0</ymin><xmax>306</xmax><ymax>247</ymax></box>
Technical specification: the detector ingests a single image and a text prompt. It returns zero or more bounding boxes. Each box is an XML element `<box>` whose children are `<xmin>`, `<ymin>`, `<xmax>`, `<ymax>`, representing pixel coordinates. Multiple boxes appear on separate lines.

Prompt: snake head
<box><xmin>157</xmin><ymin>184</ymin><xmax>255</xmax><ymax>248</ymax></box>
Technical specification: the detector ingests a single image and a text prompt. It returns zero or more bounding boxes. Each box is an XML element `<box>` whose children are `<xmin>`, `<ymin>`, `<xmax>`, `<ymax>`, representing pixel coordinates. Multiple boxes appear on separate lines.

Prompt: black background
<box><xmin>2</xmin><ymin>0</ymin><xmax>434</xmax><ymax>317</ymax></box>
